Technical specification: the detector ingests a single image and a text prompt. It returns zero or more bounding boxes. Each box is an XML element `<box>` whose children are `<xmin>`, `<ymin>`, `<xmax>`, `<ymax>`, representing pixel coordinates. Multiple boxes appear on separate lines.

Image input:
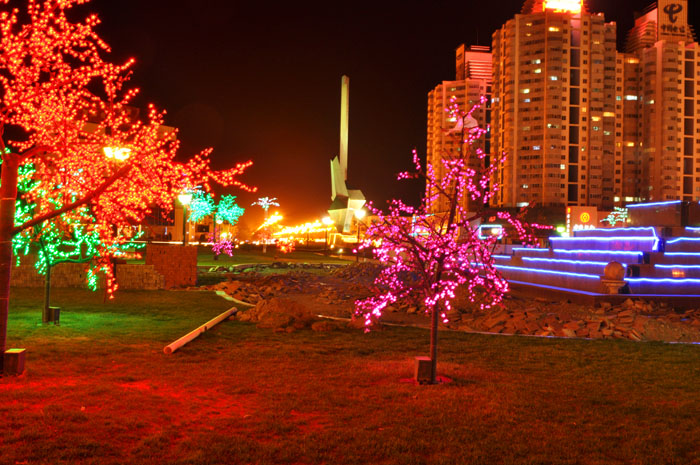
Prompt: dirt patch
<box><xmin>206</xmin><ymin>263</ymin><xmax>700</xmax><ymax>343</ymax></box>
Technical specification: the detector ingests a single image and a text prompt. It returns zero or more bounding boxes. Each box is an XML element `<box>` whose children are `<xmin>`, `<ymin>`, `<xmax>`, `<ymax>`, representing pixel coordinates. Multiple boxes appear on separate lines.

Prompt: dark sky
<box><xmin>90</xmin><ymin>0</ymin><xmax>699</xmax><ymax>226</ymax></box>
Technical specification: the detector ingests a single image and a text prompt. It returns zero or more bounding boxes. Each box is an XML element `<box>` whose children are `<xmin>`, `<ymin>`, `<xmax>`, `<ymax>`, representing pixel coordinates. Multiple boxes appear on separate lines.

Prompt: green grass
<box><xmin>127</xmin><ymin>247</ymin><xmax>353</xmax><ymax>267</ymax></box>
<box><xmin>2</xmin><ymin>288</ymin><xmax>700</xmax><ymax>465</ymax></box>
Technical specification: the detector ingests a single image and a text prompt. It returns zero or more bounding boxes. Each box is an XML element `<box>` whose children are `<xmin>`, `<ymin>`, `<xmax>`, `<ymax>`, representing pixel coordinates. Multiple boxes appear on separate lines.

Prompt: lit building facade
<box><xmin>622</xmin><ymin>0</ymin><xmax>700</xmax><ymax>202</ymax></box>
<box><xmin>491</xmin><ymin>0</ymin><xmax>618</xmax><ymax>209</ymax></box>
<box><xmin>427</xmin><ymin>45</ymin><xmax>492</xmax><ymax>213</ymax></box>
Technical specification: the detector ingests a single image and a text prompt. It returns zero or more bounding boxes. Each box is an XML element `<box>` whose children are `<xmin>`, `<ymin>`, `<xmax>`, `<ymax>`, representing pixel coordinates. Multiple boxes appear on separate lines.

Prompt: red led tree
<box><xmin>0</xmin><ymin>0</ymin><xmax>254</xmax><ymax>371</ymax></box>
<box><xmin>355</xmin><ymin>98</ymin><xmax>540</xmax><ymax>384</ymax></box>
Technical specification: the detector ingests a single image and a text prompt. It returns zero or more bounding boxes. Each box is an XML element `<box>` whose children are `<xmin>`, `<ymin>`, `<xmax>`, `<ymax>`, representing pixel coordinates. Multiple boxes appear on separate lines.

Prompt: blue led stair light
<box><xmin>626</xmin><ymin>200</ymin><xmax>682</xmax><ymax>208</ymax></box>
<box><xmin>494</xmin><ymin>264</ymin><xmax>600</xmax><ymax>280</ymax></box>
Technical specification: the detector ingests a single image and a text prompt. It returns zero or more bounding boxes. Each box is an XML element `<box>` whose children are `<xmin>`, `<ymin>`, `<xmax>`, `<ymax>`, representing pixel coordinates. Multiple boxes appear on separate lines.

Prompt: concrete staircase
<box><xmin>494</xmin><ymin>227</ymin><xmax>700</xmax><ymax>297</ymax></box>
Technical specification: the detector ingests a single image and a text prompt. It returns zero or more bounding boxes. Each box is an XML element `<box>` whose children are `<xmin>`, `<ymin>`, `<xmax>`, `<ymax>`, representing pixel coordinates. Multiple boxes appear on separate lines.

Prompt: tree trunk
<box><xmin>430</xmin><ymin>304</ymin><xmax>439</xmax><ymax>384</ymax></box>
<box><xmin>42</xmin><ymin>264</ymin><xmax>51</xmax><ymax>324</ymax></box>
<box><xmin>0</xmin><ymin>155</ymin><xmax>19</xmax><ymax>372</ymax></box>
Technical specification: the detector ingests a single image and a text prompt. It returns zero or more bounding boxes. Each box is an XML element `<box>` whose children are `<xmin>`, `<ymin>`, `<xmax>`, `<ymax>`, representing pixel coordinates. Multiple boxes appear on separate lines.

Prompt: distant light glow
<box><xmin>478</xmin><ymin>224</ymin><xmax>504</xmax><ymax>239</ymax></box>
<box><xmin>543</xmin><ymin>0</ymin><xmax>582</xmax><ymax>13</ymax></box>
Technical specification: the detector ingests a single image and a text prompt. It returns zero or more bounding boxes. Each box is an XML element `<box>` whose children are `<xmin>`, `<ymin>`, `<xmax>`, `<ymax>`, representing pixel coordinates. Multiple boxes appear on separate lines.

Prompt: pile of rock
<box><xmin>330</xmin><ymin>262</ymin><xmax>382</xmax><ymax>283</ymax></box>
<box><xmin>448</xmin><ymin>298</ymin><xmax>700</xmax><ymax>342</ymax></box>
<box><xmin>209</xmin><ymin>271</ymin><xmax>323</xmax><ymax>304</ymax></box>
<box><xmin>236</xmin><ymin>297</ymin><xmax>352</xmax><ymax>332</ymax></box>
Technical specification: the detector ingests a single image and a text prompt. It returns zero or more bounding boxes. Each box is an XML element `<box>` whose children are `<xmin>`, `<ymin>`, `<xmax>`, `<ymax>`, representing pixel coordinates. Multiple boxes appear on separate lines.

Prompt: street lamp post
<box><xmin>354</xmin><ymin>209</ymin><xmax>366</xmax><ymax>263</ymax></box>
<box><xmin>178</xmin><ymin>193</ymin><xmax>193</xmax><ymax>246</ymax></box>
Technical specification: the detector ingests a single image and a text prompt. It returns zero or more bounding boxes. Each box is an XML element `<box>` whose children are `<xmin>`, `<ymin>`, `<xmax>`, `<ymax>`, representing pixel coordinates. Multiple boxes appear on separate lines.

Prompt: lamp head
<box><xmin>178</xmin><ymin>193</ymin><xmax>193</xmax><ymax>205</ymax></box>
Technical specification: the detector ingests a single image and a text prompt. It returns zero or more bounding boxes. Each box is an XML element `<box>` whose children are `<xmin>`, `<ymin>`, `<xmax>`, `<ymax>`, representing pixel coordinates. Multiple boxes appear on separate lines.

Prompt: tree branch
<box><xmin>12</xmin><ymin>163</ymin><xmax>132</xmax><ymax>236</ymax></box>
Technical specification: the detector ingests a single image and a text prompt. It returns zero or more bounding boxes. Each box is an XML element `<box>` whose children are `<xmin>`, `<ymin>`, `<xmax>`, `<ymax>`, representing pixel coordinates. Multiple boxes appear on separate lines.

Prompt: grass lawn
<box><xmin>195</xmin><ymin>248</ymin><xmax>354</xmax><ymax>267</ymax></box>
<box><xmin>2</xmin><ymin>288</ymin><xmax>700</xmax><ymax>465</ymax></box>
<box><xmin>127</xmin><ymin>246</ymin><xmax>354</xmax><ymax>267</ymax></box>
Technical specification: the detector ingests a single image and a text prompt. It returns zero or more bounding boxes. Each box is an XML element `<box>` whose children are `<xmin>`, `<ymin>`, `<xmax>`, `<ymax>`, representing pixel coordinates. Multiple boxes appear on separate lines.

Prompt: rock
<box><xmin>311</xmin><ymin>320</ymin><xmax>340</xmax><ymax>332</ymax></box>
<box><xmin>561</xmin><ymin>328</ymin><xmax>577</xmax><ymax>338</ymax></box>
<box><xmin>258</xmin><ymin>312</ymin><xmax>294</xmax><ymax>330</ymax></box>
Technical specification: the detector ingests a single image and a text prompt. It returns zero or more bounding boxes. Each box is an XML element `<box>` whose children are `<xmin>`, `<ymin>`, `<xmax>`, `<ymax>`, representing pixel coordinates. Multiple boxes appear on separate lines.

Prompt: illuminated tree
<box><xmin>217</xmin><ymin>195</ymin><xmax>245</xmax><ymax>225</ymax></box>
<box><xmin>252</xmin><ymin>197</ymin><xmax>279</xmax><ymax>253</ymax></box>
<box><xmin>208</xmin><ymin>195</ymin><xmax>245</xmax><ymax>259</ymax></box>
<box><xmin>0</xmin><ymin>0</ymin><xmax>254</xmax><ymax>371</ymax></box>
<box><xmin>602</xmin><ymin>207</ymin><xmax>628</xmax><ymax>227</ymax></box>
<box><xmin>12</xmin><ymin>162</ymin><xmax>143</xmax><ymax>320</ymax></box>
<box><xmin>355</xmin><ymin>97</ymin><xmax>539</xmax><ymax>384</ymax></box>
<box><xmin>187</xmin><ymin>190</ymin><xmax>216</xmax><ymax>224</ymax></box>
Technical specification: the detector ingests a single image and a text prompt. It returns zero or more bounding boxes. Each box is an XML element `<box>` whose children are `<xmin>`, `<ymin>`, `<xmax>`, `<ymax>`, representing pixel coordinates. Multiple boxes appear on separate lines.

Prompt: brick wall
<box><xmin>145</xmin><ymin>244</ymin><xmax>197</xmax><ymax>288</ymax></box>
<box><xmin>10</xmin><ymin>244</ymin><xmax>196</xmax><ymax>290</ymax></box>
<box><xmin>10</xmin><ymin>263</ymin><xmax>165</xmax><ymax>290</ymax></box>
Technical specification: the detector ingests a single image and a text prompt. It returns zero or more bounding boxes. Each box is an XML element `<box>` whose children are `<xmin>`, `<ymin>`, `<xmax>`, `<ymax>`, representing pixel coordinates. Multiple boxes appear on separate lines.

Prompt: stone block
<box><xmin>414</xmin><ymin>356</ymin><xmax>432</xmax><ymax>384</ymax></box>
<box><xmin>4</xmin><ymin>348</ymin><xmax>26</xmax><ymax>376</ymax></box>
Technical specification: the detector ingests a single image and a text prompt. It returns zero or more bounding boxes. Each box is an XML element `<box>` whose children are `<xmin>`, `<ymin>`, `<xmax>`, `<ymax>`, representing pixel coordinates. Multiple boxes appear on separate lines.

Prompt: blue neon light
<box><xmin>576</xmin><ymin>227</ymin><xmax>656</xmax><ymax>236</ymax></box>
<box><xmin>552</xmin><ymin>249</ymin><xmax>643</xmax><ymax>256</ymax></box>
<box><xmin>492</xmin><ymin>255</ymin><xmax>511</xmax><ymax>259</ymax></box>
<box><xmin>550</xmin><ymin>235</ymin><xmax>658</xmax><ymax>251</ymax></box>
<box><xmin>494</xmin><ymin>264</ymin><xmax>600</xmax><ymax>279</ymax></box>
<box><xmin>685</xmin><ymin>227</ymin><xmax>700</xmax><ymax>232</ymax></box>
<box><xmin>666</xmin><ymin>237</ymin><xmax>700</xmax><ymax>244</ymax></box>
<box><xmin>512</xmin><ymin>248</ymin><xmax>549</xmax><ymax>253</ymax></box>
<box><xmin>627</xmin><ymin>278</ymin><xmax>700</xmax><ymax>284</ymax></box>
<box><xmin>655</xmin><ymin>264</ymin><xmax>700</xmax><ymax>269</ymax></box>
<box><xmin>626</xmin><ymin>201</ymin><xmax>682</xmax><ymax>208</ymax></box>
<box><xmin>551</xmin><ymin>236</ymin><xmax>656</xmax><ymax>242</ymax></box>
<box><xmin>521</xmin><ymin>257</ymin><xmax>624</xmax><ymax>267</ymax></box>
<box><xmin>664</xmin><ymin>252</ymin><xmax>700</xmax><ymax>257</ymax></box>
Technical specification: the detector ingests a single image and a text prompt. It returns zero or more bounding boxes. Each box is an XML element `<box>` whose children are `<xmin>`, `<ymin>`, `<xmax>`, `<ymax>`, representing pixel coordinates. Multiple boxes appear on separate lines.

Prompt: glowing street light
<box><xmin>103</xmin><ymin>146</ymin><xmax>131</xmax><ymax>161</ymax></box>
<box><xmin>178</xmin><ymin>192</ymin><xmax>193</xmax><ymax>245</ymax></box>
<box><xmin>322</xmin><ymin>216</ymin><xmax>333</xmax><ymax>254</ymax></box>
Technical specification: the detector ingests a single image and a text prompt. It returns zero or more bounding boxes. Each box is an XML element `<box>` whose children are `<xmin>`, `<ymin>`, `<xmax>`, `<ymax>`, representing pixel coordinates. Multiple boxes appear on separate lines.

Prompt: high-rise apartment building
<box><xmin>491</xmin><ymin>0</ymin><xmax>619</xmax><ymax>209</ymax></box>
<box><xmin>427</xmin><ymin>45</ymin><xmax>492</xmax><ymax>213</ymax></box>
<box><xmin>429</xmin><ymin>0</ymin><xmax>700</xmax><ymax>211</ymax></box>
<box><xmin>622</xmin><ymin>0</ymin><xmax>700</xmax><ymax>202</ymax></box>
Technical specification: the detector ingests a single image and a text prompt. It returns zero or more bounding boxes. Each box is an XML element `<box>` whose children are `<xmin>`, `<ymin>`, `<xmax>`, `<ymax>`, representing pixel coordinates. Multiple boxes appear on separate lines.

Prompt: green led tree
<box><xmin>12</xmin><ymin>163</ymin><xmax>143</xmax><ymax>321</ymax></box>
<box><xmin>186</xmin><ymin>191</ymin><xmax>245</xmax><ymax>258</ymax></box>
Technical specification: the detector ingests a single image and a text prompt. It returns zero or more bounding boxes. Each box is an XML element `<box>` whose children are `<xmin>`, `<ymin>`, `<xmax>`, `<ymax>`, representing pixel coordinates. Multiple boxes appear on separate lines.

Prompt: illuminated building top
<box><xmin>521</xmin><ymin>0</ymin><xmax>588</xmax><ymax>14</ymax></box>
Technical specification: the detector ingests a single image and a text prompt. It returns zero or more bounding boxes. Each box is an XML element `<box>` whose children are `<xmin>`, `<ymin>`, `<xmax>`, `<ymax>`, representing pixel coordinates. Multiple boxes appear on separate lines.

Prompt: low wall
<box><xmin>145</xmin><ymin>244</ymin><xmax>197</xmax><ymax>288</ymax></box>
<box><xmin>10</xmin><ymin>262</ymin><xmax>165</xmax><ymax>290</ymax></box>
<box><xmin>10</xmin><ymin>244</ymin><xmax>197</xmax><ymax>290</ymax></box>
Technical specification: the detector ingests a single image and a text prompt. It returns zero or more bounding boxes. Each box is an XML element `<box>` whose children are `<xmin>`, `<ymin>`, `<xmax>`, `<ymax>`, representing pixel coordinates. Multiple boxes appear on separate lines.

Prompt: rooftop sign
<box><xmin>543</xmin><ymin>0</ymin><xmax>582</xmax><ymax>13</ymax></box>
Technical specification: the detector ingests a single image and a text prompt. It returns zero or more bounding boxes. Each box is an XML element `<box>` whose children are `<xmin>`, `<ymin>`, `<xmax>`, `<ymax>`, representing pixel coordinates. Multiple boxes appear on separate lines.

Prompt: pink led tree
<box><xmin>355</xmin><ymin>97</ymin><xmax>540</xmax><ymax>384</ymax></box>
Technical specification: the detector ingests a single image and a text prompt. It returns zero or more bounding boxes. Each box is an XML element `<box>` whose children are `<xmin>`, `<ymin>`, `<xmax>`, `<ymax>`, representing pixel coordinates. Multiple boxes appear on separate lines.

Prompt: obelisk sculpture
<box><xmin>329</xmin><ymin>75</ymin><xmax>365</xmax><ymax>233</ymax></box>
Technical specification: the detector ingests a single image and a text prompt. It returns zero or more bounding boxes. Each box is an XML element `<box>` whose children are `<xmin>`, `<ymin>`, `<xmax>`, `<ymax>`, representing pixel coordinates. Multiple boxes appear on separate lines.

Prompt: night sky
<box><xmin>91</xmin><ymin>0</ymin><xmax>700</xmax><ymax>228</ymax></box>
